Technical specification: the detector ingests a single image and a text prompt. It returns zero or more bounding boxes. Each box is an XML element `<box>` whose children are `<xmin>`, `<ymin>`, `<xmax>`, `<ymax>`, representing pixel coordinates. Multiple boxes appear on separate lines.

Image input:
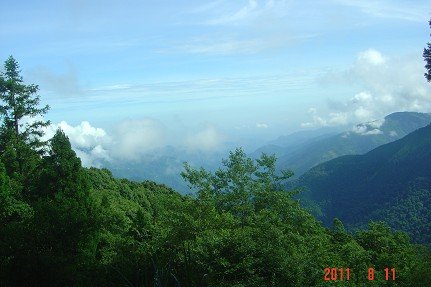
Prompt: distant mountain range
<box><xmin>251</xmin><ymin>127</ymin><xmax>342</xmax><ymax>159</ymax></box>
<box><xmin>294</xmin><ymin>123</ymin><xmax>431</xmax><ymax>245</ymax></box>
<box><xmin>105</xmin><ymin>146</ymin><xmax>229</xmax><ymax>193</ymax></box>
<box><xmin>105</xmin><ymin>112</ymin><xmax>431</xmax><ymax>195</ymax></box>
<box><xmin>254</xmin><ymin>112</ymin><xmax>431</xmax><ymax>177</ymax></box>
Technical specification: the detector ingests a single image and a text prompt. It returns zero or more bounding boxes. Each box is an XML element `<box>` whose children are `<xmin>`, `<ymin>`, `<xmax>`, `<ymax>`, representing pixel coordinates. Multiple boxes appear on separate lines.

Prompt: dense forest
<box><xmin>1</xmin><ymin>56</ymin><xmax>431</xmax><ymax>286</ymax></box>
<box><xmin>294</xmin><ymin>123</ymin><xmax>431</xmax><ymax>245</ymax></box>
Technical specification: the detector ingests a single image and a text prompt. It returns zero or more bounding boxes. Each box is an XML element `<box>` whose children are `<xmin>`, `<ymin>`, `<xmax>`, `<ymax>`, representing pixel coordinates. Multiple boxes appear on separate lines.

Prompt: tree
<box><xmin>16</xmin><ymin>130</ymin><xmax>100</xmax><ymax>286</ymax></box>
<box><xmin>37</xmin><ymin>129</ymin><xmax>89</xmax><ymax>197</ymax></box>
<box><xmin>0</xmin><ymin>56</ymin><xmax>50</xmax><ymax>152</ymax></box>
<box><xmin>181</xmin><ymin>148</ymin><xmax>295</xmax><ymax>218</ymax></box>
<box><xmin>180</xmin><ymin>149</ymin><xmax>335</xmax><ymax>286</ymax></box>
<box><xmin>424</xmin><ymin>18</ymin><xmax>431</xmax><ymax>82</ymax></box>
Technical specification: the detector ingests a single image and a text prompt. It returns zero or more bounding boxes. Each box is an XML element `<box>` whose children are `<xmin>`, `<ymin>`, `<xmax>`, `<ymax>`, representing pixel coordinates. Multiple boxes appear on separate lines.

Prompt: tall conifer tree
<box><xmin>0</xmin><ymin>56</ymin><xmax>50</xmax><ymax>152</ymax></box>
<box><xmin>424</xmin><ymin>19</ymin><xmax>431</xmax><ymax>82</ymax></box>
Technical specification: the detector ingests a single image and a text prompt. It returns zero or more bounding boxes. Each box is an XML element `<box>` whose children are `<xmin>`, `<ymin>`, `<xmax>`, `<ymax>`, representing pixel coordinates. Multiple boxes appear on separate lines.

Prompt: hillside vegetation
<box><xmin>1</xmin><ymin>57</ymin><xmax>431</xmax><ymax>286</ymax></box>
<box><xmin>295</xmin><ymin>123</ymin><xmax>431</xmax><ymax>245</ymax></box>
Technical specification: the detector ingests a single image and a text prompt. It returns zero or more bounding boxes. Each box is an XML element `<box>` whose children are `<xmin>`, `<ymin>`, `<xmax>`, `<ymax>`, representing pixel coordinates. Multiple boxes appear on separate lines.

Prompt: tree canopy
<box><xmin>0</xmin><ymin>55</ymin><xmax>430</xmax><ymax>286</ymax></box>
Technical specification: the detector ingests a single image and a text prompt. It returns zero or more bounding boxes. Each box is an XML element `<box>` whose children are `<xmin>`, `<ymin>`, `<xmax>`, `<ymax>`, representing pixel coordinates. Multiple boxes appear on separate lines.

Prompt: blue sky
<box><xmin>1</xmin><ymin>0</ymin><xmax>431</xmax><ymax>163</ymax></box>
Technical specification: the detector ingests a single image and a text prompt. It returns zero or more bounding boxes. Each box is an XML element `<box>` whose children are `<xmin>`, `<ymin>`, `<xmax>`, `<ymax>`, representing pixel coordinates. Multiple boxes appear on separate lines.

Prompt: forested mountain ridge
<box><xmin>258</xmin><ymin>112</ymin><xmax>431</xmax><ymax>177</ymax></box>
<box><xmin>295</xmin><ymin>123</ymin><xmax>431</xmax><ymax>245</ymax></box>
<box><xmin>1</xmin><ymin>55</ymin><xmax>431</xmax><ymax>286</ymax></box>
<box><xmin>5</xmin><ymin>132</ymin><xmax>430</xmax><ymax>286</ymax></box>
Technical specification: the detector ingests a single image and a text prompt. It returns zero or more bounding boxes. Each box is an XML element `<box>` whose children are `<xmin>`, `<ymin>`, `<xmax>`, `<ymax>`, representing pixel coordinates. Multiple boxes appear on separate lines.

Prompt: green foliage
<box><xmin>1</xmin><ymin>140</ymin><xmax>430</xmax><ymax>286</ymax></box>
<box><xmin>0</xmin><ymin>129</ymin><xmax>100</xmax><ymax>286</ymax></box>
<box><xmin>0</xmin><ymin>57</ymin><xmax>430</xmax><ymax>287</ymax></box>
<box><xmin>424</xmin><ymin>18</ymin><xmax>431</xmax><ymax>82</ymax></box>
<box><xmin>296</xmin><ymin>124</ymin><xmax>431</xmax><ymax>245</ymax></box>
<box><xmin>0</xmin><ymin>56</ymin><xmax>50</xmax><ymax>152</ymax></box>
<box><xmin>36</xmin><ymin>129</ymin><xmax>89</xmax><ymax>197</ymax></box>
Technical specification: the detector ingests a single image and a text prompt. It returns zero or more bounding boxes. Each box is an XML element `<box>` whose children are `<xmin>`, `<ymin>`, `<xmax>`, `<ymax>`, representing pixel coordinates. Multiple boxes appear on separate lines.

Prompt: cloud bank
<box><xmin>302</xmin><ymin>49</ymin><xmax>431</xmax><ymax>128</ymax></box>
<box><xmin>43</xmin><ymin>119</ymin><xmax>226</xmax><ymax>167</ymax></box>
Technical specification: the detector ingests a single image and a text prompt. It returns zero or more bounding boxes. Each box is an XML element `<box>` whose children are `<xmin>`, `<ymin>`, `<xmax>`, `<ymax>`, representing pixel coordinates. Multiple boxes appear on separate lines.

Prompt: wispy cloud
<box><xmin>301</xmin><ymin>108</ymin><xmax>348</xmax><ymax>128</ymax></box>
<box><xmin>189</xmin><ymin>0</ymin><xmax>226</xmax><ymax>14</ymax></box>
<box><xmin>205</xmin><ymin>0</ymin><xmax>259</xmax><ymax>25</ymax></box>
<box><xmin>175</xmin><ymin>0</ymin><xmax>306</xmax><ymax>55</ymax></box>
<box><xmin>176</xmin><ymin>38</ymin><xmax>264</xmax><ymax>55</ymax></box>
<box><xmin>173</xmin><ymin>33</ymin><xmax>315</xmax><ymax>55</ymax></box>
<box><xmin>333</xmin><ymin>0</ymin><xmax>429</xmax><ymax>22</ymax></box>
<box><xmin>185</xmin><ymin>125</ymin><xmax>226</xmax><ymax>152</ymax></box>
<box><xmin>198</xmin><ymin>0</ymin><xmax>291</xmax><ymax>26</ymax></box>
<box><xmin>256</xmin><ymin>123</ymin><xmax>269</xmax><ymax>128</ymax></box>
<box><xmin>43</xmin><ymin>73</ymin><xmax>316</xmax><ymax>110</ymax></box>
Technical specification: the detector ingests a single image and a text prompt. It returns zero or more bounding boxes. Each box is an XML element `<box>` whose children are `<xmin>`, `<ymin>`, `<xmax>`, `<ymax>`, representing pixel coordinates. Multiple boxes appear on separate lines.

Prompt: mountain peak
<box><xmin>384</xmin><ymin>111</ymin><xmax>431</xmax><ymax>121</ymax></box>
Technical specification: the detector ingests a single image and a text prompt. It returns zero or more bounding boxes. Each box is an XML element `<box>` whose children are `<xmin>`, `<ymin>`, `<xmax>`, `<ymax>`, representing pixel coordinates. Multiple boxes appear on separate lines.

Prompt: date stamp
<box><xmin>323</xmin><ymin>267</ymin><xmax>396</xmax><ymax>281</ymax></box>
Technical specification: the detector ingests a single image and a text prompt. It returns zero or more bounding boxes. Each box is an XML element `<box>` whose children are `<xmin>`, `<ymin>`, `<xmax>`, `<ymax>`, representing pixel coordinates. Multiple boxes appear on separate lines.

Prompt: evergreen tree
<box><xmin>38</xmin><ymin>129</ymin><xmax>89</xmax><ymax>197</ymax></box>
<box><xmin>18</xmin><ymin>130</ymin><xmax>99</xmax><ymax>286</ymax></box>
<box><xmin>424</xmin><ymin>18</ymin><xmax>431</xmax><ymax>82</ymax></box>
<box><xmin>0</xmin><ymin>56</ymin><xmax>50</xmax><ymax>152</ymax></box>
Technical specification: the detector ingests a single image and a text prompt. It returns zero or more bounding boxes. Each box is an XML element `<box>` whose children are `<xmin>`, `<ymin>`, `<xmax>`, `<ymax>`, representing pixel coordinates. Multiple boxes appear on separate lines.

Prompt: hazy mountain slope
<box><xmin>107</xmin><ymin>112</ymin><xmax>431</xmax><ymax>194</ymax></box>
<box><xmin>295</xmin><ymin>124</ymin><xmax>431</xmax><ymax>244</ymax></box>
<box><xmin>251</xmin><ymin>128</ymin><xmax>341</xmax><ymax>159</ymax></box>
<box><xmin>104</xmin><ymin>146</ymin><xmax>228</xmax><ymax>194</ymax></box>
<box><xmin>275</xmin><ymin>112</ymin><xmax>431</xmax><ymax>177</ymax></box>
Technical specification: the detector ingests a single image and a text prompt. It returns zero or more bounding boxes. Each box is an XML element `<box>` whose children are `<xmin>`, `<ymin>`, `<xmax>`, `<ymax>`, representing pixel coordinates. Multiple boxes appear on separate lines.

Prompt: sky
<box><xmin>1</xmin><ymin>0</ymin><xmax>431</xmax><ymax>166</ymax></box>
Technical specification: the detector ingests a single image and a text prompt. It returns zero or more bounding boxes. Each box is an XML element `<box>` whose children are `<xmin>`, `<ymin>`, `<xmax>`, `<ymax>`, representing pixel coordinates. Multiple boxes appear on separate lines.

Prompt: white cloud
<box><xmin>389</xmin><ymin>130</ymin><xmax>398</xmax><ymax>137</ymax></box>
<box><xmin>318</xmin><ymin>49</ymin><xmax>431</xmax><ymax>125</ymax></box>
<box><xmin>111</xmin><ymin>119</ymin><xmax>166</xmax><ymax>161</ymax></box>
<box><xmin>55</xmin><ymin>121</ymin><xmax>108</xmax><ymax>149</ymax></box>
<box><xmin>256</xmin><ymin>123</ymin><xmax>268</xmax><ymax>128</ymax></box>
<box><xmin>352</xmin><ymin>91</ymin><xmax>373</xmax><ymax>103</ymax></box>
<box><xmin>354</xmin><ymin>106</ymin><xmax>373</xmax><ymax>120</ymax></box>
<box><xmin>368</xmin><ymin>119</ymin><xmax>385</xmax><ymax>129</ymax></box>
<box><xmin>301</xmin><ymin>108</ymin><xmax>348</xmax><ymax>127</ymax></box>
<box><xmin>300</xmin><ymin>122</ymin><xmax>313</xmax><ymax>128</ymax></box>
<box><xmin>308</xmin><ymin>107</ymin><xmax>317</xmax><ymax>114</ymax></box>
<box><xmin>43</xmin><ymin>121</ymin><xmax>112</xmax><ymax>166</ymax></box>
<box><xmin>351</xmin><ymin>124</ymin><xmax>383</xmax><ymax>136</ymax></box>
<box><xmin>185</xmin><ymin>125</ymin><xmax>225</xmax><ymax>152</ymax></box>
<box><xmin>358</xmin><ymin>49</ymin><xmax>386</xmax><ymax>65</ymax></box>
<box><xmin>351</xmin><ymin>124</ymin><xmax>367</xmax><ymax>134</ymax></box>
<box><xmin>351</xmin><ymin>120</ymin><xmax>384</xmax><ymax>136</ymax></box>
<box><xmin>42</xmin><ymin>118</ymin><xmax>169</xmax><ymax>166</ymax></box>
<box><xmin>363</xmin><ymin>129</ymin><xmax>383</xmax><ymax>135</ymax></box>
<box><xmin>41</xmin><ymin>116</ymin><xmax>232</xmax><ymax>167</ymax></box>
<box><xmin>328</xmin><ymin>112</ymin><xmax>348</xmax><ymax>125</ymax></box>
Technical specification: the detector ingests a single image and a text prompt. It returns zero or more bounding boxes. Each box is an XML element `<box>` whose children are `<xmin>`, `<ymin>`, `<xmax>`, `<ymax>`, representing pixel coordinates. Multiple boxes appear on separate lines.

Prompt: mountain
<box><xmin>272</xmin><ymin>112</ymin><xmax>431</xmax><ymax>177</ymax></box>
<box><xmin>295</xmin><ymin>123</ymin><xmax>431</xmax><ymax>245</ymax></box>
<box><xmin>252</xmin><ymin>127</ymin><xmax>342</xmax><ymax>158</ymax></box>
<box><xmin>109</xmin><ymin>112</ymin><xmax>431</xmax><ymax>194</ymax></box>
<box><xmin>104</xmin><ymin>146</ymin><xmax>229</xmax><ymax>194</ymax></box>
